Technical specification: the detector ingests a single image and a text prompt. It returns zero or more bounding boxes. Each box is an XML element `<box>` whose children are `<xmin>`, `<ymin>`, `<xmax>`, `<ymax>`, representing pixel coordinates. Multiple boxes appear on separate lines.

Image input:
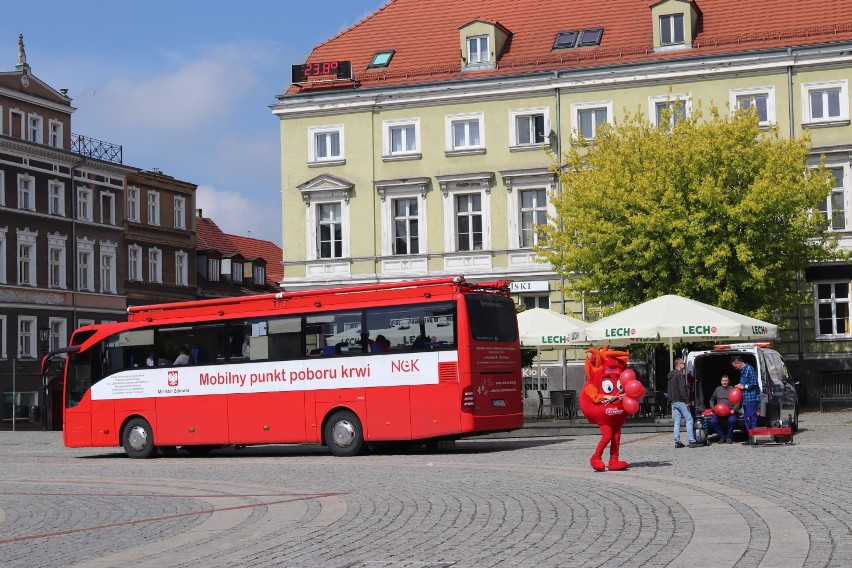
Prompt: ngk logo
<box><xmin>391</xmin><ymin>359</ymin><xmax>421</xmax><ymax>373</ymax></box>
<box><xmin>167</xmin><ymin>371</ymin><xmax>179</xmax><ymax>387</ymax></box>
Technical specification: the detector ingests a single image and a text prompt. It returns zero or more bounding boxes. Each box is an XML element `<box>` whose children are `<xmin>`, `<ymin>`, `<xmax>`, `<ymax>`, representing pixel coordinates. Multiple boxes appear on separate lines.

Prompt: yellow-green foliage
<box><xmin>537</xmin><ymin>102</ymin><xmax>839</xmax><ymax>321</ymax></box>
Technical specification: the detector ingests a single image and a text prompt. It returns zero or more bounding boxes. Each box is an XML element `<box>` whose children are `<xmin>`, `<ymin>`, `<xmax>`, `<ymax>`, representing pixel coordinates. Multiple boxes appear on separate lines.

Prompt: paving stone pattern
<box><xmin>1</xmin><ymin>410</ymin><xmax>850</xmax><ymax>567</ymax></box>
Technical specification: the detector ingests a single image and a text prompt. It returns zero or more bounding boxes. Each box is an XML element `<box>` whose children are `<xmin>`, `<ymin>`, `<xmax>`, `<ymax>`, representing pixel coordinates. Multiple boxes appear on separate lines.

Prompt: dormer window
<box><xmin>459</xmin><ymin>20</ymin><xmax>510</xmax><ymax>71</ymax></box>
<box><xmin>369</xmin><ymin>50</ymin><xmax>394</xmax><ymax>69</ymax></box>
<box><xmin>651</xmin><ymin>0</ymin><xmax>699</xmax><ymax>51</ymax></box>
<box><xmin>468</xmin><ymin>36</ymin><xmax>489</xmax><ymax>64</ymax></box>
<box><xmin>660</xmin><ymin>14</ymin><xmax>684</xmax><ymax>45</ymax></box>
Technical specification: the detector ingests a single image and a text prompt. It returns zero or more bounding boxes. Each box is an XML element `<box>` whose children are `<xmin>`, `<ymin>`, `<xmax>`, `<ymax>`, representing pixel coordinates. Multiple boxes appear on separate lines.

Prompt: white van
<box><xmin>685</xmin><ymin>343</ymin><xmax>799</xmax><ymax>433</ymax></box>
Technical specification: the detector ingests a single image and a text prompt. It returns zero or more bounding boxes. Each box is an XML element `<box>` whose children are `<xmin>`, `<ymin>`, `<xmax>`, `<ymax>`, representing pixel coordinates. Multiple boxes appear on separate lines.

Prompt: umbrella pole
<box><xmin>669</xmin><ymin>337</ymin><xmax>674</xmax><ymax>370</ymax></box>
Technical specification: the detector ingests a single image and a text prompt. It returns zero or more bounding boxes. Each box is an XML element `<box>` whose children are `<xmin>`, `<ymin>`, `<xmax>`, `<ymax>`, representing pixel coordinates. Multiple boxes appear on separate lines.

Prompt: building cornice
<box><xmin>272</xmin><ymin>43</ymin><xmax>852</xmax><ymax>119</ymax></box>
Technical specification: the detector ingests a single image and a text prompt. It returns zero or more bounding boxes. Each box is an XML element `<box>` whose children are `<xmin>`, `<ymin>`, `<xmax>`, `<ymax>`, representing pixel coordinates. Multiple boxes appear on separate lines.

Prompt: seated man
<box><xmin>173</xmin><ymin>345</ymin><xmax>191</xmax><ymax>365</ymax></box>
<box><xmin>709</xmin><ymin>374</ymin><xmax>740</xmax><ymax>444</ymax></box>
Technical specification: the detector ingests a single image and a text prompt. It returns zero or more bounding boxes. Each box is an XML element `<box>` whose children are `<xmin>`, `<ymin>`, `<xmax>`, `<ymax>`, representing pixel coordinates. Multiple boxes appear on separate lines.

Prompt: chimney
<box><xmin>196</xmin><ymin>208</ymin><xmax>203</xmax><ymax>218</ymax></box>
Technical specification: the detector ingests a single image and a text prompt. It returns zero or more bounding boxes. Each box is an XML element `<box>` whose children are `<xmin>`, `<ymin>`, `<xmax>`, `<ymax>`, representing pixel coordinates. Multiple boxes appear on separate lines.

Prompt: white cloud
<box><xmin>196</xmin><ymin>185</ymin><xmax>281</xmax><ymax>246</ymax></box>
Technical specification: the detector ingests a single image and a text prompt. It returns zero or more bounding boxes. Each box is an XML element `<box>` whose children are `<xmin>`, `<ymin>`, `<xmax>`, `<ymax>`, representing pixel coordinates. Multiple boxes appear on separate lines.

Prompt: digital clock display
<box><xmin>291</xmin><ymin>60</ymin><xmax>352</xmax><ymax>83</ymax></box>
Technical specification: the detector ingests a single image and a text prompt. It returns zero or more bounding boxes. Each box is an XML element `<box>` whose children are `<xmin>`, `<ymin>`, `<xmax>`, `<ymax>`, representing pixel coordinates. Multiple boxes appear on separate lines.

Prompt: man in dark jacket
<box><xmin>668</xmin><ymin>358</ymin><xmax>697</xmax><ymax>448</ymax></box>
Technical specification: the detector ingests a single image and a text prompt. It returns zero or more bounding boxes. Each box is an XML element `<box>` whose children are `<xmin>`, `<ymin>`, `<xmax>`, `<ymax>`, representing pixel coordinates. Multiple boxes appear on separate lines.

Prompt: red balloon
<box><xmin>714</xmin><ymin>403</ymin><xmax>731</xmax><ymax>417</ymax></box>
<box><xmin>727</xmin><ymin>387</ymin><xmax>743</xmax><ymax>405</ymax></box>
<box><xmin>619</xmin><ymin>369</ymin><xmax>637</xmax><ymax>383</ymax></box>
<box><xmin>624</xmin><ymin>379</ymin><xmax>646</xmax><ymax>400</ymax></box>
<box><xmin>622</xmin><ymin>396</ymin><xmax>640</xmax><ymax>414</ymax></box>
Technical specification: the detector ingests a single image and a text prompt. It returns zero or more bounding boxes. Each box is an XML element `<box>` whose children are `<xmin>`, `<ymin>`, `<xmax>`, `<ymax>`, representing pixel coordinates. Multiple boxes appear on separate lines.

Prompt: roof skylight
<box><xmin>369</xmin><ymin>50</ymin><xmax>395</xmax><ymax>68</ymax></box>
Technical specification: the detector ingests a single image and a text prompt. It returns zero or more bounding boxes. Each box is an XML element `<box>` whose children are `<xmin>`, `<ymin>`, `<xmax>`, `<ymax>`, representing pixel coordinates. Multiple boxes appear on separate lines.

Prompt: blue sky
<box><xmin>2</xmin><ymin>1</ymin><xmax>387</xmax><ymax>245</ymax></box>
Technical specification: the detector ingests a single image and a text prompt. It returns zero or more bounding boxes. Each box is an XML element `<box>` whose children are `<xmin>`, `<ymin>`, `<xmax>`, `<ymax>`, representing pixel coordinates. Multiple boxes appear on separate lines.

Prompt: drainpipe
<box><xmin>554</xmin><ymin>75</ymin><xmax>569</xmax><ymax>389</ymax></box>
<box><xmin>788</xmin><ymin>48</ymin><xmax>806</xmax><ymax>379</ymax></box>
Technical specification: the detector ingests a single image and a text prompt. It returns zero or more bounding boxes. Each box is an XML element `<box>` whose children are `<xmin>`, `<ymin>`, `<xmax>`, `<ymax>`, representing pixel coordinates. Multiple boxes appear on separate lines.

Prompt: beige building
<box><xmin>272</xmin><ymin>0</ymin><xmax>852</xmax><ymax>404</ymax></box>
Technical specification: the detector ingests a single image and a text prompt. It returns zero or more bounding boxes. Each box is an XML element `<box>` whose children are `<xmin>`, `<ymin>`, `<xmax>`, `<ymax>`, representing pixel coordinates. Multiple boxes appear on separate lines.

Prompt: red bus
<box><xmin>51</xmin><ymin>276</ymin><xmax>523</xmax><ymax>458</ymax></box>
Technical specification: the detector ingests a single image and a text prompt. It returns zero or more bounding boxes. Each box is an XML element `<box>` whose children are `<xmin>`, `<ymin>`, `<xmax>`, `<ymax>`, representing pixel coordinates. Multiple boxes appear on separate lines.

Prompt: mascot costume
<box><xmin>579</xmin><ymin>346</ymin><xmax>645</xmax><ymax>471</ymax></box>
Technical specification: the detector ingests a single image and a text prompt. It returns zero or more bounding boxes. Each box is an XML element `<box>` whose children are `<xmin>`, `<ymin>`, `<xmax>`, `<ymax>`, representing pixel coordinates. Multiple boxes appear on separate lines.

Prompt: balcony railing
<box><xmin>71</xmin><ymin>133</ymin><xmax>123</xmax><ymax>164</ymax></box>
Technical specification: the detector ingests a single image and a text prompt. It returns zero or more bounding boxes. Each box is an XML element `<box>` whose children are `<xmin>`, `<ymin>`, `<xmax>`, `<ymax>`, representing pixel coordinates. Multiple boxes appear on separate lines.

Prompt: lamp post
<box><xmin>38</xmin><ymin>326</ymin><xmax>50</xmax><ymax>431</ymax></box>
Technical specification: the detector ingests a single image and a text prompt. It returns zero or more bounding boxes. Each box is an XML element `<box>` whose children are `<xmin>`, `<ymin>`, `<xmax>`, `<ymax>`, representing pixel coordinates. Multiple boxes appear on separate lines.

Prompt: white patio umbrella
<box><xmin>582</xmin><ymin>294</ymin><xmax>778</xmax><ymax>368</ymax></box>
<box><xmin>516</xmin><ymin>307</ymin><xmax>588</xmax><ymax>348</ymax></box>
<box><xmin>516</xmin><ymin>308</ymin><xmax>588</xmax><ymax>395</ymax></box>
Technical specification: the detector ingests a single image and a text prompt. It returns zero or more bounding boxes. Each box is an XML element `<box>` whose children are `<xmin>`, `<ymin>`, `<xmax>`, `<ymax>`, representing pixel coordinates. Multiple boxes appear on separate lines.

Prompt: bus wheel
<box><xmin>122</xmin><ymin>417</ymin><xmax>156</xmax><ymax>459</ymax></box>
<box><xmin>324</xmin><ymin>410</ymin><xmax>364</xmax><ymax>457</ymax></box>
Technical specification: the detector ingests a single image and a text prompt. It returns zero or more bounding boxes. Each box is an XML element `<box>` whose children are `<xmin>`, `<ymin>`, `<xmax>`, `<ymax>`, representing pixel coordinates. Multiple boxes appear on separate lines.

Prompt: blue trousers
<box><xmin>710</xmin><ymin>413</ymin><xmax>736</xmax><ymax>440</ymax></box>
<box><xmin>743</xmin><ymin>401</ymin><xmax>759</xmax><ymax>432</ymax></box>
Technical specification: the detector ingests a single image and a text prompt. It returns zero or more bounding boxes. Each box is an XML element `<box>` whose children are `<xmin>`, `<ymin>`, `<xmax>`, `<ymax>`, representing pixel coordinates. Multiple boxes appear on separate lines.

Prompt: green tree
<box><xmin>537</xmin><ymin>102</ymin><xmax>840</xmax><ymax>321</ymax></box>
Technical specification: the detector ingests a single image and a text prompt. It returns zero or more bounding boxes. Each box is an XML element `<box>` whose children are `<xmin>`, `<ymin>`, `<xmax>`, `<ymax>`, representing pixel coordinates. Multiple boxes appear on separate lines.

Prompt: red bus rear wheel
<box><xmin>324</xmin><ymin>410</ymin><xmax>364</xmax><ymax>457</ymax></box>
<box><xmin>122</xmin><ymin>417</ymin><xmax>156</xmax><ymax>459</ymax></box>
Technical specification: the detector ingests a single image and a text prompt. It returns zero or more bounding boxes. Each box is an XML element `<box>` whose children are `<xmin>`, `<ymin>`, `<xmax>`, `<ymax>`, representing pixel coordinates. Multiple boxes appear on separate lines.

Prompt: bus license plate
<box><xmin>492</xmin><ymin>399</ymin><xmax>506</xmax><ymax>407</ymax></box>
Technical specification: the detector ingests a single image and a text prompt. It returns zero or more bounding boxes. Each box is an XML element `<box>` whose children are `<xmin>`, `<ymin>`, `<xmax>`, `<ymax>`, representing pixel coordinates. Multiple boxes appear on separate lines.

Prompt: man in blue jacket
<box><xmin>733</xmin><ymin>356</ymin><xmax>761</xmax><ymax>446</ymax></box>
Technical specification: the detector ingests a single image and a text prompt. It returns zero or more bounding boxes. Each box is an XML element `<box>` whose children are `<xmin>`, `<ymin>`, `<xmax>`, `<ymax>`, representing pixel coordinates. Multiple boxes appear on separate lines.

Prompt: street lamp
<box><xmin>38</xmin><ymin>326</ymin><xmax>50</xmax><ymax>431</ymax></box>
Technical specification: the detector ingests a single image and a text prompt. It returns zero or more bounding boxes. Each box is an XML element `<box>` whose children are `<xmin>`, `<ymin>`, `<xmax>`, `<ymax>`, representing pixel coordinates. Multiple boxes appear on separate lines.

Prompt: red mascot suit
<box><xmin>580</xmin><ymin>346</ymin><xmax>643</xmax><ymax>471</ymax></box>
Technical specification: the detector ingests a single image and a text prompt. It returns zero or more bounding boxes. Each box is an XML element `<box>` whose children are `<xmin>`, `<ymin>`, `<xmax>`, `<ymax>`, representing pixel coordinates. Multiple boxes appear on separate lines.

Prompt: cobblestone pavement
<box><xmin>1</xmin><ymin>410</ymin><xmax>850</xmax><ymax>568</ymax></box>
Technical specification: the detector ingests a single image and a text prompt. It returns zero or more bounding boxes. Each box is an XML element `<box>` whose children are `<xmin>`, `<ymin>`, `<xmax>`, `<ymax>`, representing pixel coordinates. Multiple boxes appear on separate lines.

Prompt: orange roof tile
<box><xmin>286</xmin><ymin>0</ymin><xmax>852</xmax><ymax>95</ymax></box>
<box><xmin>196</xmin><ymin>216</ymin><xmax>283</xmax><ymax>287</ymax></box>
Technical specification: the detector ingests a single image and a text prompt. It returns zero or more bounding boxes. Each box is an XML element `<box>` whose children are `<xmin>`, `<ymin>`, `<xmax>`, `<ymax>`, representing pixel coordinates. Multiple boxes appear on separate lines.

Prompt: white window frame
<box><xmin>509</xmin><ymin>107</ymin><xmax>550</xmax><ymax>148</ymax></box>
<box><xmin>0</xmin><ymin>170</ymin><xmax>5</xmax><ymax>206</ymax></box>
<box><xmin>308</xmin><ymin>124</ymin><xmax>345</xmax><ymax>164</ymax></box>
<box><xmin>147</xmin><ymin>191</ymin><xmax>160</xmax><ymax>226</ymax></box>
<box><xmin>49</xmin><ymin>119</ymin><xmax>63</xmax><ymax>149</ymax></box>
<box><xmin>660</xmin><ymin>13</ymin><xmax>685</xmax><ymax>46</ymax></box>
<box><xmin>815</xmin><ymin>281</ymin><xmax>852</xmax><ymax>338</ymax></box>
<box><xmin>730</xmin><ymin>87</ymin><xmax>776</xmax><ymax>126</ymax></box>
<box><xmin>174</xmin><ymin>196</ymin><xmax>186</xmax><ymax>229</ymax></box>
<box><xmin>127</xmin><ymin>186</ymin><xmax>140</xmax><ymax>222</ymax></box>
<box><xmin>48</xmin><ymin>180</ymin><xmax>65</xmax><ymax>216</ymax></box>
<box><xmin>467</xmin><ymin>35</ymin><xmax>490</xmax><ymax>64</ymax></box>
<box><xmin>149</xmin><ymin>247</ymin><xmax>162</xmax><ymax>283</ymax></box>
<box><xmin>253</xmin><ymin>264</ymin><xmax>266</xmax><ymax>286</ymax></box>
<box><xmin>208</xmin><ymin>257</ymin><xmax>220</xmax><ymax>281</ymax></box>
<box><xmin>77</xmin><ymin>238</ymin><xmax>95</xmax><ymax>291</ymax></box>
<box><xmin>128</xmin><ymin>244</ymin><xmax>142</xmax><ymax>281</ymax></box>
<box><xmin>445</xmin><ymin>112</ymin><xmax>485</xmax><ymax>153</ymax></box>
<box><xmin>382</xmin><ymin>118</ymin><xmax>421</xmax><ymax>159</ymax></box>
<box><xmin>100</xmin><ymin>241</ymin><xmax>117</xmax><ymax>293</ymax></box>
<box><xmin>441</xmin><ymin>180</ymin><xmax>492</xmax><ymax>253</ymax></box>
<box><xmin>17</xmin><ymin>316</ymin><xmax>37</xmax><ymax>359</ymax></box>
<box><xmin>77</xmin><ymin>186</ymin><xmax>93</xmax><ymax>221</ymax></box>
<box><xmin>0</xmin><ymin>314</ymin><xmax>7</xmax><ymax>359</ymax></box>
<box><xmin>504</xmin><ymin>172</ymin><xmax>556</xmax><ymax>251</ymax></box>
<box><xmin>48</xmin><ymin>317</ymin><xmax>67</xmax><ymax>353</ymax></box>
<box><xmin>315</xmin><ymin>202</ymin><xmax>345</xmax><ymax>259</ymax></box>
<box><xmin>378</xmin><ymin>182</ymin><xmax>429</xmax><ymax>257</ymax></box>
<box><xmin>571</xmin><ymin>101</ymin><xmax>613</xmax><ymax>141</ymax></box>
<box><xmin>820</xmin><ymin>163</ymin><xmax>850</xmax><ymax>231</ymax></box>
<box><xmin>175</xmin><ymin>250</ymin><xmax>188</xmax><ymax>286</ymax></box>
<box><xmin>17</xmin><ymin>174</ymin><xmax>34</xmax><ymax>211</ymax></box>
<box><xmin>650</xmin><ymin>94</ymin><xmax>691</xmax><ymax>129</ymax></box>
<box><xmin>27</xmin><ymin>113</ymin><xmax>43</xmax><ymax>144</ymax></box>
<box><xmin>802</xmin><ymin>80</ymin><xmax>849</xmax><ymax>125</ymax></box>
<box><xmin>47</xmin><ymin>233</ymin><xmax>67</xmax><ymax>289</ymax></box>
<box><xmin>16</xmin><ymin>228</ymin><xmax>37</xmax><ymax>286</ymax></box>
<box><xmin>0</xmin><ymin>227</ymin><xmax>6</xmax><ymax>284</ymax></box>
<box><xmin>100</xmin><ymin>192</ymin><xmax>115</xmax><ymax>225</ymax></box>
<box><xmin>76</xmin><ymin>319</ymin><xmax>95</xmax><ymax>329</ymax></box>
